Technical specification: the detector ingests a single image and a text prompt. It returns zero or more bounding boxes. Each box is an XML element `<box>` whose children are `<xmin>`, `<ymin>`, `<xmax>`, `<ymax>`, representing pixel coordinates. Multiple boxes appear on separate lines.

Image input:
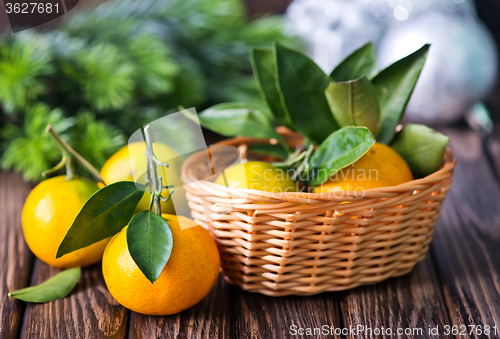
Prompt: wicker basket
<box><xmin>181</xmin><ymin>130</ymin><xmax>456</xmax><ymax>296</ymax></box>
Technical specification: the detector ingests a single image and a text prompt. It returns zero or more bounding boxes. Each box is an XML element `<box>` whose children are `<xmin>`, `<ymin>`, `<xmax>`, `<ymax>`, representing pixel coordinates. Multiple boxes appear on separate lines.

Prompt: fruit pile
<box><xmin>8</xmin><ymin>42</ymin><xmax>449</xmax><ymax>316</ymax></box>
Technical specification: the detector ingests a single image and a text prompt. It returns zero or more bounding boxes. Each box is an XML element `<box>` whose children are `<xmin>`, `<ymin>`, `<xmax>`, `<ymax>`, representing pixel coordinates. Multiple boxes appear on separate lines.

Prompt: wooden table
<box><xmin>1</xmin><ymin>127</ymin><xmax>500</xmax><ymax>339</ymax></box>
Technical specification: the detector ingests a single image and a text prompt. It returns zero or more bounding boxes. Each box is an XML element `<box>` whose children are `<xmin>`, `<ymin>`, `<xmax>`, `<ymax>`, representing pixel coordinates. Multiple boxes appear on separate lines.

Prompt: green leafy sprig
<box><xmin>198</xmin><ymin>42</ymin><xmax>449</xmax><ymax>185</ymax></box>
<box><xmin>8</xmin><ymin>127</ymin><xmax>173</xmax><ymax>302</ymax></box>
<box><xmin>55</xmin><ymin>126</ymin><xmax>174</xmax><ymax>284</ymax></box>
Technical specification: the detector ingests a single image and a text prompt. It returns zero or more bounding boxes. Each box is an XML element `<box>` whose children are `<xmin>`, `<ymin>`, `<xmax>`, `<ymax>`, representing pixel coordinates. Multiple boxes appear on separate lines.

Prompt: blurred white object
<box><xmin>379</xmin><ymin>12</ymin><xmax>497</xmax><ymax>123</ymax></box>
<box><xmin>286</xmin><ymin>0</ymin><xmax>498</xmax><ymax>124</ymax></box>
<box><xmin>287</xmin><ymin>0</ymin><xmax>383</xmax><ymax>72</ymax></box>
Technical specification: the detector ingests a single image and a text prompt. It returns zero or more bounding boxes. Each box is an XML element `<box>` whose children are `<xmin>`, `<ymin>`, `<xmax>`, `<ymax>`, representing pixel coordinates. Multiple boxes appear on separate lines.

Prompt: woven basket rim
<box><xmin>181</xmin><ymin>133</ymin><xmax>456</xmax><ymax>200</ymax></box>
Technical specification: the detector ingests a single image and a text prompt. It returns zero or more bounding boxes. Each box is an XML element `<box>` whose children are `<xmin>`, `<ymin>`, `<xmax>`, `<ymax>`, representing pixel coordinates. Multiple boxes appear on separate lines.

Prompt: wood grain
<box><xmin>0</xmin><ymin>172</ymin><xmax>35</xmax><ymax>339</ymax></box>
<box><xmin>128</xmin><ymin>275</ymin><xmax>234</xmax><ymax>339</ymax></box>
<box><xmin>234</xmin><ymin>286</ymin><xmax>342</xmax><ymax>339</ymax></box>
<box><xmin>19</xmin><ymin>261</ymin><xmax>128</xmax><ymax>339</ymax></box>
<box><xmin>431</xmin><ymin>129</ymin><xmax>500</xmax><ymax>338</ymax></box>
<box><xmin>340</xmin><ymin>256</ymin><xmax>450</xmax><ymax>339</ymax></box>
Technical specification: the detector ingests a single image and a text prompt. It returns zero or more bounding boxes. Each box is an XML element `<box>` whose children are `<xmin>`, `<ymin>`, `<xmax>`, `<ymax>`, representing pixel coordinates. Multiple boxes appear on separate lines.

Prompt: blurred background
<box><xmin>0</xmin><ymin>0</ymin><xmax>499</xmax><ymax>182</ymax></box>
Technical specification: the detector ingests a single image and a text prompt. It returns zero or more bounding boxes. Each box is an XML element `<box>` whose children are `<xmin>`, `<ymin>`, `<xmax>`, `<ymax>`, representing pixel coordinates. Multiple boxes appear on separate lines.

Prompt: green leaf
<box><xmin>330</xmin><ymin>43</ymin><xmax>377</xmax><ymax>81</ymax></box>
<box><xmin>274</xmin><ymin>42</ymin><xmax>339</xmax><ymax>145</ymax></box>
<box><xmin>307</xmin><ymin>126</ymin><xmax>375</xmax><ymax>186</ymax></box>
<box><xmin>8</xmin><ymin>267</ymin><xmax>81</xmax><ymax>303</ymax></box>
<box><xmin>127</xmin><ymin>210</ymin><xmax>173</xmax><ymax>284</ymax></box>
<box><xmin>250</xmin><ymin>48</ymin><xmax>293</xmax><ymax>129</ymax></box>
<box><xmin>198</xmin><ymin>102</ymin><xmax>287</xmax><ymax>146</ymax></box>
<box><xmin>56</xmin><ymin>182</ymin><xmax>144</xmax><ymax>258</ymax></box>
<box><xmin>390</xmin><ymin>124</ymin><xmax>449</xmax><ymax>178</ymax></box>
<box><xmin>248</xmin><ymin>144</ymin><xmax>288</xmax><ymax>160</ymax></box>
<box><xmin>373</xmin><ymin>44</ymin><xmax>430</xmax><ymax>144</ymax></box>
<box><xmin>325</xmin><ymin>76</ymin><xmax>381</xmax><ymax>135</ymax></box>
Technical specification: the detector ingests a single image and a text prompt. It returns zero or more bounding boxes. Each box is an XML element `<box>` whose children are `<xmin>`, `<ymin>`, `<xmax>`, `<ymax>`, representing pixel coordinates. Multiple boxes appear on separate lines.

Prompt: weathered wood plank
<box><xmin>431</xmin><ymin>129</ymin><xmax>500</xmax><ymax>338</ymax></box>
<box><xmin>340</xmin><ymin>256</ymin><xmax>450</xmax><ymax>339</ymax></box>
<box><xmin>19</xmin><ymin>261</ymin><xmax>128</xmax><ymax>339</ymax></box>
<box><xmin>234</xmin><ymin>287</ymin><xmax>342</xmax><ymax>339</ymax></box>
<box><xmin>128</xmin><ymin>274</ymin><xmax>234</xmax><ymax>339</ymax></box>
<box><xmin>0</xmin><ymin>172</ymin><xmax>34</xmax><ymax>339</ymax></box>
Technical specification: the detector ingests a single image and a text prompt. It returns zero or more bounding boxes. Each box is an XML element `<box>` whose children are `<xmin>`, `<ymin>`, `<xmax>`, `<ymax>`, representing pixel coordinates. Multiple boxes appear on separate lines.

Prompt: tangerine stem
<box><xmin>42</xmin><ymin>155</ymin><xmax>67</xmax><ymax>177</ymax></box>
<box><xmin>143</xmin><ymin>125</ymin><xmax>162</xmax><ymax>216</ymax></box>
<box><xmin>45</xmin><ymin>125</ymin><xmax>104</xmax><ymax>183</ymax></box>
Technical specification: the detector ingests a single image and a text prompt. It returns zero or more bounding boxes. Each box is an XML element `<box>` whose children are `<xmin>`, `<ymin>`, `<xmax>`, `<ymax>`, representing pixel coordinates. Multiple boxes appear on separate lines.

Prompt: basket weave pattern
<box><xmin>181</xmin><ymin>133</ymin><xmax>456</xmax><ymax>296</ymax></box>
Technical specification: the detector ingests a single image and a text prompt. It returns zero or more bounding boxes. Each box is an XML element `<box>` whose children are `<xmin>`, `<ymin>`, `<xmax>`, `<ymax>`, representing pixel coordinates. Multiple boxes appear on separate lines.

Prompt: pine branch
<box><xmin>1</xmin><ymin>104</ymin><xmax>73</xmax><ymax>181</ymax></box>
<box><xmin>0</xmin><ymin>33</ymin><xmax>54</xmax><ymax>114</ymax></box>
<box><xmin>0</xmin><ymin>0</ymin><xmax>297</xmax><ymax>181</ymax></box>
<box><xmin>71</xmin><ymin>112</ymin><xmax>125</xmax><ymax>169</ymax></box>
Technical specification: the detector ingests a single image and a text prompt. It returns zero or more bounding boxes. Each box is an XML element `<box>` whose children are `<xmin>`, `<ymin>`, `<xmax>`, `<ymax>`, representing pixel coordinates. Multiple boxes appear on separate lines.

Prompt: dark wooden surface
<box><xmin>0</xmin><ymin>173</ymin><xmax>33</xmax><ymax>339</ymax></box>
<box><xmin>19</xmin><ymin>261</ymin><xmax>128</xmax><ymax>339</ymax></box>
<box><xmin>1</xmin><ymin>127</ymin><xmax>500</xmax><ymax>339</ymax></box>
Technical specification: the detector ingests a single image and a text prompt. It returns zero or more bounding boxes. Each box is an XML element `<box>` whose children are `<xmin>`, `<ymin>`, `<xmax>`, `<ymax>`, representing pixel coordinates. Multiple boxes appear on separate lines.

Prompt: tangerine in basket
<box><xmin>214</xmin><ymin>161</ymin><xmax>297</xmax><ymax>193</ymax></box>
<box><xmin>102</xmin><ymin>214</ymin><xmax>220</xmax><ymax>315</ymax></box>
<box><xmin>101</xmin><ymin>142</ymin><xmax>182</xmax><ymax>214</ymax></box>
<box><xmin>313</xmin><ymin>143</ymin><xmax>413</xmax><ymax>193</ymax></box>
<box><xmin>22</xmin><ymin>176</ymin><xmax>110</xmax><ymax>268</ymax></box>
